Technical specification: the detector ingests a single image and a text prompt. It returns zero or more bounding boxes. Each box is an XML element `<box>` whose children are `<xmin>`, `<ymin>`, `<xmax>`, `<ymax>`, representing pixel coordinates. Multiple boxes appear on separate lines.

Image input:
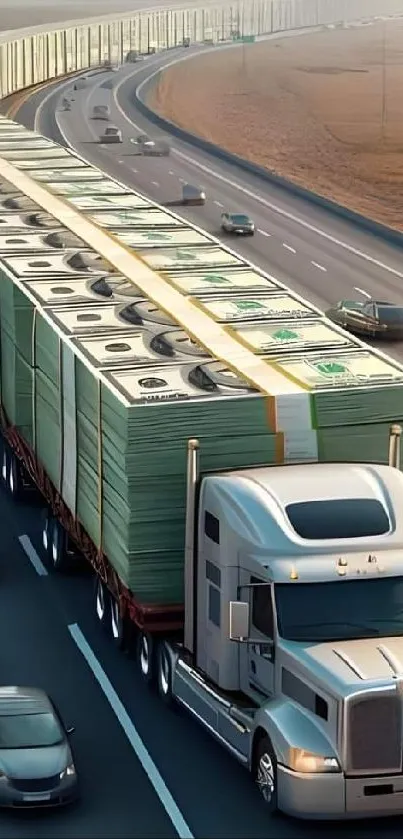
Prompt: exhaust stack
<box><xmin>184</xmin><ymin>438</ymin><xmax>200</xmax><ymax>654</ymax></box>
<box><xmin>388</xmin><ymin>424</ymin><xmax>401</xmax><ymax>469</ymax></box>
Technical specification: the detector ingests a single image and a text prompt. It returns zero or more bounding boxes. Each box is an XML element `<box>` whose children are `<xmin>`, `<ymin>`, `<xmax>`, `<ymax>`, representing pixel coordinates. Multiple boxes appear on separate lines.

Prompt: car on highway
<box><xmin>92</xmin><ymin>105</ymin><xmax>110</xmax><ymax>120</ymax></box>
<box><xmin>182</xmin><ymin>183</ymin><xmax>206</xmax><ymax>205</ymax></box>
<box><xmin>326</xmin><ymin>291</ymin><xmax>403</xmax><ymax>340</ymax></box>
<box><xmin>141</xmin><ymin>139</ymin><xmax>170</xmax><ymax>157</ymax></box>
<box><xmin>0</xmin><ymin>686</ymin><xmax>78</xmax><ymax>808</ymax></box>
<box><xmin>220</xmin><ymin>212</ymin><xmax>255</xmax><ymax>235</ymax></box>
<box><xmin>130</xmin><ymin>134</ymin><xmax>150</xmax><ymax>147</ymax></box>
<box><xmin>100</xmin><ymin>125</ymin><xmax>122</xmax><ymax>144</ymax></box>
<box><xmin>125</xmin><ymin>50</ymin><xmax>139</xmax><ymax>63</ymax></box>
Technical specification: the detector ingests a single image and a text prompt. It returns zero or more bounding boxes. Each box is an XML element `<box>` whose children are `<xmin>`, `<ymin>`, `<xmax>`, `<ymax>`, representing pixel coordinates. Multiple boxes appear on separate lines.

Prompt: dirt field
<box><xmin>149</xmin><ymin>21</ymin><xmax>403</xmax><ymax>230</ymax></box>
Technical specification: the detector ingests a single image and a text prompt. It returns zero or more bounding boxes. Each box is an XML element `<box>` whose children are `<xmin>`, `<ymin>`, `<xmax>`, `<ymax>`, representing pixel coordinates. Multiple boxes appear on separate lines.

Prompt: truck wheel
<box><xmin>136</xmin><ymin>631</ymin><xmax>155</xmax><ymax>685</ymax></box>
<box><xmin>42</xmin><ymin>510</ymin><xmax>51</xmax><ymax>559</ymax></box>
<box><xmin>254</xmin><ymin>736</ymin><xmax>279</xmax><ymax>814</ymax></box>
<box><xmin>1</xmin><ymin>447</ymin><xmax>8</xmax><ymax>487</ymax></box>
<box><xmin>95</xmin><ymin>578</ymin><xmax>110</xmax><ymax>629</ymax></box>
<box><xmin>49</xmin><ymin>519</ymin><xmax>70</xmax><ymax>572</ymax></box>
<box><xmin>110</xmin><ymin>596</ymin><xmax>125</xmax><ymax>650</ymax></box>
<box><xmin>156</xmin><ymin>642</ymin><xmax>174</xmax><ymax>706</ymax></box>
<box><xmin>6</xmin><ymin>451</ymin><xmax>21</xmax><ymax>500</ymax></box>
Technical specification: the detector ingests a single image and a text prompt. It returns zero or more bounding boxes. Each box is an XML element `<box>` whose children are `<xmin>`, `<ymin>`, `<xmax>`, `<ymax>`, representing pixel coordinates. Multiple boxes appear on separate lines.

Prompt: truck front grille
<box><xmin>345</xmin><ymin>691</ymin><xmax>402</xmax><ymax>775</ymax></box>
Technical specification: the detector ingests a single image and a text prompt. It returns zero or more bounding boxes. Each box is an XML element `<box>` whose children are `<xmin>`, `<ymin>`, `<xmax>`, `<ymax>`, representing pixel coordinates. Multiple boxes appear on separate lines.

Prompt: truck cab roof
<box><xmin>205</xmin><ymin>462</ymin><xmax>403</xmax><ymax>582</ymax></box>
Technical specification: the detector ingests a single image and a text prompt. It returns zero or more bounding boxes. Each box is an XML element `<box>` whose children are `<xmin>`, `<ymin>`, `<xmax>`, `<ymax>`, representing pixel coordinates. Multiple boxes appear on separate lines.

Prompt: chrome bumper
<box><xmin>278</xmin><ymin>766</ymin><xmax>403</xmax><ymax>820</ymax></box>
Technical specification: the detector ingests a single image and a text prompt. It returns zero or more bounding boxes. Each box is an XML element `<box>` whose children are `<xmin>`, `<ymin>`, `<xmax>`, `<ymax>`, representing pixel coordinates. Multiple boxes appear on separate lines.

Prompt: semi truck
<box><xmin>2</xmin><ymin>114</ymin><xmax>403</xmax><ymax>822</ymax></box>
<box><xmin>3</xmin><ymin>420</ymin><xmax>403</xmax><ymax>820</ymax></box>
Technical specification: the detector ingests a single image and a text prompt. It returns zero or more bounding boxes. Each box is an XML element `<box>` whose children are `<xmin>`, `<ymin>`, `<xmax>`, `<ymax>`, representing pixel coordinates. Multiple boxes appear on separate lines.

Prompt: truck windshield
<box><xmin>275</xmin><ymin>576</ymin><xmax>403</xmax><ymax>642</ymax></box>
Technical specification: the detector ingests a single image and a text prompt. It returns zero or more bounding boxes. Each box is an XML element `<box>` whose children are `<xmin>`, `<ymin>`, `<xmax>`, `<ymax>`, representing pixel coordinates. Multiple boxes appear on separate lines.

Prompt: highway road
<box><xmin>4</xmin><ymin>46</ymin><xmax>403</xmax><ymax>839</ymax></box>
<box><xmin>0</xmin><ymin>434</ymin><xmax>286</xmax><ymax>839</ymax></box>
<box><xmin>3</xmin><ymin>450</ymin><xmax>400</xmax><ymax>839</ymax></box>
<box><xmin>15</xmin><ymin>44</ymin><xmax>403</xmax><ymax>367</ymax></box>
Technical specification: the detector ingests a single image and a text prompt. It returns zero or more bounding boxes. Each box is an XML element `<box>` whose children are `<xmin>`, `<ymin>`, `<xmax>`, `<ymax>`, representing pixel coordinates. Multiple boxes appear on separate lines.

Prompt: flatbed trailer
<box><xmin>4</xmin><ymin>403</ymin><xmax>403</xmax><ymax>821</ymax></box>
<box><xmin>2</xmin><ymin>114</ymin><xmax>403</xmax><ymax>820</ymax></box>
<box><xmin>0</xmin><ymin>408</ymin><xmax>184</xmax><ymax>636</ymax></box>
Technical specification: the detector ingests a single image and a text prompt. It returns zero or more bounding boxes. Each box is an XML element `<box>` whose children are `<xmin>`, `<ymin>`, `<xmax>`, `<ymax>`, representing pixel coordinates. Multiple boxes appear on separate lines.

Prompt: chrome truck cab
<box><xmin>165</xmin><ymin>428</ymin><xmax>403</xmax><ymax>820</ymax></box>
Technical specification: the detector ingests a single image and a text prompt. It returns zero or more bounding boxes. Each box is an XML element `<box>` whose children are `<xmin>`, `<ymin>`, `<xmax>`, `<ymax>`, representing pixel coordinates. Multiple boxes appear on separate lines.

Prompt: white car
<box><xmin>100</xmin><ymin>126</ymin><xmax>122</xmax><ymax>144</ymax></box>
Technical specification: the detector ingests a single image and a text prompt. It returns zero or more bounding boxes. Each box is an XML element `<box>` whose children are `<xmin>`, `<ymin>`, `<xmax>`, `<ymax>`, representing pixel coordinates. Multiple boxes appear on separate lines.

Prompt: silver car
<box><xmin>182</xmin><ymin>183</ymin><xmax>206</xmax><ymax>205</ymax></box>
<box><xmin>100</xmin><ymin>125</ymin><xmax>122</xmax><ymax>144</ymax></box>
<box><xmin>221</xmin><ymin>212</ymin><xmax>255</xmax><ymax>235</ymax></box>
<box><xmin>0</xmin><ymin>687</ymin><xmax>78</xmax><ymax>808</ymax></box>
<box><xmin>92</xmin><ymin>105</ymin><xmax>110</xmax><ymax>120</ymax></box>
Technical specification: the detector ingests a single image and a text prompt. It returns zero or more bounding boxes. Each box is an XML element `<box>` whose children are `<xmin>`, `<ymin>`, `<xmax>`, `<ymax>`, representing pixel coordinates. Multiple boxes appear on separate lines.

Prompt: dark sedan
<box><xmin>0</xmin><ymin>686</ymin><xmax>78</xmax><ymax>808</ymax></box>
<box><xmin>326</xmin><ymin>298</ymin><xmax>403</xmax><ymax>340</ymax></box>
<box><xmin>221</xmin><ymin>212</ymin><xmax>255</xmax><ymax>235</ymax></box>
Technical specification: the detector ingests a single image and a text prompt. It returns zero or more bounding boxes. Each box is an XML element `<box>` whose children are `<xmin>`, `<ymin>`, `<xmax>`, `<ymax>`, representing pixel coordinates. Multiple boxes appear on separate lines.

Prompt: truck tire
<box><xmin>253</xmin><ymin>735</ymin><xmax>279</xmax><ymax>814</ymax></box>
<box><xmin>1</xmin><ymin>447</ymin><xmax>8</xmax><ymax>487</ymax></box>
<box><xmin>3</xmin><ymin>449</ymin><xmax>22</xmax><ymax>500</ymax></box>
<box><xmin>95</xmin><ymin>578</ymin><xmax>110</xmax><ymax>629</ymax></box>
<box><xmin>42</xmin><ymin>510</ymin><xmax>51</xmax><ymax>559</ymax></box>
<box><xmin>110</xmin><ymin>595</ymin><xmax>126</xmax><ymax>650</ymax></box>
<box><xmin>156</xmin><ymin>641</ymin><xmax>174</xmax><ymax>706</ymax></box>
<box><xmin>136</xmin><ymin>631</ymin><xmax>155</xmax><ymax>685</ymax></box>
<box><xmin>49</xmin><ymin>519</ymin><xmax>65</xmax><ymax>571</ymax></box>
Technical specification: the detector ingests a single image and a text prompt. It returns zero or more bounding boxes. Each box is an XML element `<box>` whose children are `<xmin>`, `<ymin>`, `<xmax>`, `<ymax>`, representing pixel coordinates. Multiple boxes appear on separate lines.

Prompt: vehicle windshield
<box><xmin>275</xmin><ymin>576</ymin><xmax>403</xmax><ymax>642</ymax></box>
<box><xmin>0</xmin><ymin>712</ymin><xmax>64</xmax><ymax>749</ymax></box>
<box><xmin>378</xmin><ymin>307</ymin><xmax>403</xmax><ymax>323</ymax></box>
<box><xmin>230</xmin><ymin>214</ymin><xmax>250</xmax><ymax>223</ymax></box>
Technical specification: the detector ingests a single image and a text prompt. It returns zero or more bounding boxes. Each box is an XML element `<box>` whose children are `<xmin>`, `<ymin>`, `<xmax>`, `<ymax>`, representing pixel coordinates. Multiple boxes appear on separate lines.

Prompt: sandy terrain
<box><xmin>149</xmin><ymin>21</ymin><xmax>403</xmax><ymax>230</ymax></box>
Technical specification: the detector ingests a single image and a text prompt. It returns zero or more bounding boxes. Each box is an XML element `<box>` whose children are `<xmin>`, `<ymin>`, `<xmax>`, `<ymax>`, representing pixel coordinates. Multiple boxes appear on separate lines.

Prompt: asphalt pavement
<box><xmin>6</xmin><ymin>48</ymin><xmax>403</xmax><ymax>839</ymax></box>
<box><xmin>16</xmin><ymin>47</ymin><xmax>403</xmax><ymax>366</ymax></box>
<box><xmin>1</xmin><ymin>453</ymin><xmax>403</xmax><ymax>839</ymax></box>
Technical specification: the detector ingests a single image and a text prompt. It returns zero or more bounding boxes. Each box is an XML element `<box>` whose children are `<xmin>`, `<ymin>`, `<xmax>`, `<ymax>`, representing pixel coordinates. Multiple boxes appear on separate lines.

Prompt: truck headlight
<box><xmin>289</xmin><ymin>748</ymin><xmax>340</xmax><ymax>773</ymax></box>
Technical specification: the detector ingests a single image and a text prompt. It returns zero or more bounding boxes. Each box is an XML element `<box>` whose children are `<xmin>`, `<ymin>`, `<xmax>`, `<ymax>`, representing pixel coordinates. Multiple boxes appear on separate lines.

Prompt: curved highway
<box><xmin>5</xmin><ymin>47</ymin><xmax>403</xmax><ymax>839</ymax></box>
<box><xmin>15</xmin><ymin>44</ymin><xmax>403</xmax><ymax>366</ymax></box>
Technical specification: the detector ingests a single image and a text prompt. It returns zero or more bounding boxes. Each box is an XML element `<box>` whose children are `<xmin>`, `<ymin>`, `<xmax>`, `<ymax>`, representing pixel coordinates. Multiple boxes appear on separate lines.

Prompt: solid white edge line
<box><xmin>18</xmin><ymin>535</ymin><xmax>48</xmax><ymax>576</ymax></box>
<box><xmin>68</xmin><ymin>623</ymin><xmax>194</xmax><ymax>839</ymax></box>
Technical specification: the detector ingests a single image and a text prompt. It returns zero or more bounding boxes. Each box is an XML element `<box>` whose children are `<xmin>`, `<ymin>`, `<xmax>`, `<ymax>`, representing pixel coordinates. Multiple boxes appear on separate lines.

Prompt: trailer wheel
<box><xmin>156</xmin><ymin>641</ymin><xmax>174</xmax><ymax>705</ymax></box>
<box><xmin>253</xmin><ymin>735</ymin><xmax>279</xmax><ymax>814</ymax></box>
<box><xmin>1</xmin><ymin>447</ymin><xmax>8</xmax><ymax>487</ymax></box>
<box><xmin>5</xmin><ymin>451</ymin><xmax>21</xmax><ymax>500</ymax></box>
<box><xmin>49</xmin><ymin>519</ymin><xmax>71</xmax><ymax>572</ymax></box>
<box><xmin>136</xmin><ymin>631</ymin><xmax>155</xmax><ymax>685</ymax></box>
<box><xmin>41</xmin><ymin>510</ymin><xmax>51</xmax><ymax>559</ymax></box>
<box><xmin>95</xmin><ymin>578</ymin><xmax>110</xmax><ymax>629</ymax></box>
<box><xmin>110</xmin><ymin>596</ymin><xmax>126</xmax><ymax>650</ymax></box>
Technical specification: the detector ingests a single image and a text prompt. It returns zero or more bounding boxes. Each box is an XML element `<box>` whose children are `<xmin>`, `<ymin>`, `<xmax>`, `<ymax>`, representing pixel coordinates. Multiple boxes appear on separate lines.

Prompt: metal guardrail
<box><xmin>2</xmin><ymin>0</ymin><xmax>403</xmax><ymax>100</ymax></box>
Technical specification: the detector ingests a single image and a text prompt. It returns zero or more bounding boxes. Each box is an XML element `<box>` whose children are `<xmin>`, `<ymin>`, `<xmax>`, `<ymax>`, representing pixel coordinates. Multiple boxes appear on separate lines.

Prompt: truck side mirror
<box><xmin>229</xmin><ymin>601</ymin><xmax>250</xmax><ymax>641</ymax></box>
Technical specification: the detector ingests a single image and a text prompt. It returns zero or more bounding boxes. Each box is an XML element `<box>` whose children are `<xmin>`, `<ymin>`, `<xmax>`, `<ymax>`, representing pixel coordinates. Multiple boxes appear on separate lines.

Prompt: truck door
<box><xmin>248</xmin><ymin>576</ymin><xmax>275</xmax><ymax>698</ymax></box>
